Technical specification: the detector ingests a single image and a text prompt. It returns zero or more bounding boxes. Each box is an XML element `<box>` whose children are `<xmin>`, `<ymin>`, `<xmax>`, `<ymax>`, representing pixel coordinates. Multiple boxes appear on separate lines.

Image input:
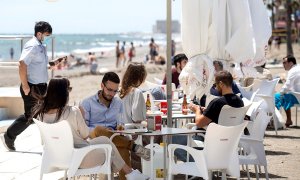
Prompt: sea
<box><xmin>0</xmin><ymin>33</ymin><xmax>180</xmax><ymax>61</ymax></box>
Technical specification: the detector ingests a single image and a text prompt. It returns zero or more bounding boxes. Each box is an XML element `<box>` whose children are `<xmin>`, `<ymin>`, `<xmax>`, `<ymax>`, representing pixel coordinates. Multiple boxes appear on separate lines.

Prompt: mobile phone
<box><xmin>49</xmin><ymin>61</ymin><xmax>55</xmax><ymax>66</ymax></box>
<box><xmin>49</xmin><ymin>56</ymin><xmax>67</xmax><ymax>66</ymax></box>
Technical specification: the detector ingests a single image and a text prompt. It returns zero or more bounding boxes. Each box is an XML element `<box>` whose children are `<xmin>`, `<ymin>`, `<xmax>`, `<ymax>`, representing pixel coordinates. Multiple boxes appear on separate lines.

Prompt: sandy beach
<box><xmin>1</xmin><ymin>42</ymin><xmax>300</xmax><ymax>179</ymax></box>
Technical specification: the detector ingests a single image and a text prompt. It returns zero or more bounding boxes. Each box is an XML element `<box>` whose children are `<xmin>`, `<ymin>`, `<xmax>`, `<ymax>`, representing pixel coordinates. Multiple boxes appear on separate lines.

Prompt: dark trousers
<box><xmin>5</xmin><ymin>83</ymin><xmax>47</xmax><ymax>142</ymax></box>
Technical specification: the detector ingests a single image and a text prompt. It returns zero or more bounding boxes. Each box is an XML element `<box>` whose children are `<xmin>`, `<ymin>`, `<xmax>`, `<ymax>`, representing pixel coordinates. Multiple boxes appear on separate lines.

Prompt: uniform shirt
<box><xmin>41</xmin><ymin>106</ymin><xmax>90</xmax><ymax>148</ymax></box>
<box><xmin>121</xmin><ymin>88</ymin><xmax>146</xmax><ymax>123</ymax></box>
<box><xmin>281</xmin><ymin>65</ymin><xmax>300</xmax><ymax>93</ymax></box>
<box><xmin>80</xmin><ymin>91</ymin><xmax>124</xmax><ymax>130</ymax></box>
<box><xmin>20</xmin><ymin>36</ymin><xmax>48</xmax><ymax>84</ymax></box>
<box><xmin>203</xmin><ymin>93</ymin><xmax>244</xmax><ymax>124</ymax></box>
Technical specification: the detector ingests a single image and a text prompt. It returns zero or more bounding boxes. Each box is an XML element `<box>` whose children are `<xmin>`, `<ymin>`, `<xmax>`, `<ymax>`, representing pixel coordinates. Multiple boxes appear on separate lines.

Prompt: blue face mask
<box><xmin>42</xmin><ymin>35</ymin><xmax>51</xmax><ymax>45</ymax></box>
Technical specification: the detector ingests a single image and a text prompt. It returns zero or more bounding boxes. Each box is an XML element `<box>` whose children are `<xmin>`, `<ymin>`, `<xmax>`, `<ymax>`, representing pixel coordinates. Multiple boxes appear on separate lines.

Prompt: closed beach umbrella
<box><xmin>179</xmin><ymin>0</ymin><xmax>272</xmax><ymax>98</ymax></box>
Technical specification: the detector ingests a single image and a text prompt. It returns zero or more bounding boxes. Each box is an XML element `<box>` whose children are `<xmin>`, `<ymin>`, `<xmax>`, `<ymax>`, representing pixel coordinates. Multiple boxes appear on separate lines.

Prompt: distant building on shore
<box><xmin>152</xmin><ymin>20</ymin><xmax>181</xmax><ymax>34</ymax></box>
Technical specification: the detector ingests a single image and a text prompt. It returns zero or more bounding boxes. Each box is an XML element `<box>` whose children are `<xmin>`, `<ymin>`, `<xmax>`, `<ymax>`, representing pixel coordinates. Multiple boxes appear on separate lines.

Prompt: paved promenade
<box><xmin>0</xmin><ymin>119</ymin><xmax>300</xmax><ymax>180</ymax></box>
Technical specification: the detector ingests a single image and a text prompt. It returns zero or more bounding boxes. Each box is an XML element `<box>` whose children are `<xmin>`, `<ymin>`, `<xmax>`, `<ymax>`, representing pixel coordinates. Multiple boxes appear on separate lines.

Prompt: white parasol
<box><xmin>180</xmin><ymin>0</ymin><xmax>272</xmax><ymax>98</ymax></box>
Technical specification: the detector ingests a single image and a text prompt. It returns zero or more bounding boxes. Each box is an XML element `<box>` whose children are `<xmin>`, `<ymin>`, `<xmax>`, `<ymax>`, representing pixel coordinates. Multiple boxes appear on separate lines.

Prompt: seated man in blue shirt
<box><xmin>80</xmin><ymin>72</ymin><xmax>150</xmax><ymax>180</ymax></box>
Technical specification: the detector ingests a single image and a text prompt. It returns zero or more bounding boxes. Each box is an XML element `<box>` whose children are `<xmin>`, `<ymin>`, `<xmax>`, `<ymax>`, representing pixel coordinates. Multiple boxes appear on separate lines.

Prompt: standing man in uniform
<box><xmin>2</xmin><ymin>21</ymin><xmax>64</xmax><ymax>151</ymax></box>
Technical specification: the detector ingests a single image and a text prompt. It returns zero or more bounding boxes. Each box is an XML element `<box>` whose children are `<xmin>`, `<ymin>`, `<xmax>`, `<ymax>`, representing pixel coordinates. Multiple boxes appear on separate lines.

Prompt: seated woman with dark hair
<box><xmin>32</xmin><ymin>77</ymin><xmax>149</xmax><ymax>180</ymax></box>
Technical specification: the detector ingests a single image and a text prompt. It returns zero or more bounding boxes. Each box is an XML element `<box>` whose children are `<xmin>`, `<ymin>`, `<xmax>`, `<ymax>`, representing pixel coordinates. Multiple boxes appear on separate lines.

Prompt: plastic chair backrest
<box><xmin>139</xmin><ymin>80</ymin><xmax>176</xmax><ymax>92</ymax></box>
<box><xmin>250</xmin><ymin>110</ymin><xmax>271</xmax><ymax>141</ymax></box>
<box><xmin>34</xmin><ymin>119</ymin><xmax>73</xmax><ymax>170</ymax></box>
<box><xmin>256</xmin><ymin>78</ymin><xmax>279</xmax><ymax>96</ymax></box>
<box><xmin>205</xmin><ymin>93</ymin><xmax>218</xmax><ymax>106</ymax></box>
<box><xmin>251</xmin><ymin>79</ymin><xmax>262</xmax><ymax>92</ymax></box>
<box><xmin>218</xmin><ymin>104</ymin><xmax>251</xmax><ymax>126</ymax></box>
<box><xmin>246</xmin><ymin>100</ymin><xmax>263</xmax><ymax>120</ymax></box>
<box><xmin>204</xmin><ymin>122</ymin><xmax>248</xmax><ymax>174</ymax></box>
<box><xmin>293</xmin><ymin>76</ymin><xmax>300</xmax><ymax>92</ymax></box>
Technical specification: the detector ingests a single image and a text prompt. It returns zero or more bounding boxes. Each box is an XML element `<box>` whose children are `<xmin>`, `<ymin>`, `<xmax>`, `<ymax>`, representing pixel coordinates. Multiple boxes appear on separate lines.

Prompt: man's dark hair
<box><xmin>102</xmin><ymin>72</ymin><xmax>120</xmax><ymax>84</ymax></box>
<box><xmin>173</xmin><ymin>53</ymin><xmax>188</xmax><ymax>67</ymax></box>
<box><xmin>215</xmin><ymin>70</ymin><xmax>233</xmax><ymax>87</ymax></box>
<box><xmin>34</xmin><ymin>21</ymin><xmax>52</xmax><ymax>36</ymax></box>
<box><xmin>213</xmin><ymin>60</ymin><xmax>224</xmax><ymax>70</ymax></box>
<box><xmin>284</xmin><ymin>55</ymin><xmax>297</xmax><ymax>65</ymax></box>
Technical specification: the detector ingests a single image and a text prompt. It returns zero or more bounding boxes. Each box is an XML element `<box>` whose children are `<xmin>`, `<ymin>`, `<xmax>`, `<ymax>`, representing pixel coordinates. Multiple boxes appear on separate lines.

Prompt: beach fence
<box><xmin>0</xmin><ymin>87</ymin><xmax>23</xmax><ymax>120</ymax></box>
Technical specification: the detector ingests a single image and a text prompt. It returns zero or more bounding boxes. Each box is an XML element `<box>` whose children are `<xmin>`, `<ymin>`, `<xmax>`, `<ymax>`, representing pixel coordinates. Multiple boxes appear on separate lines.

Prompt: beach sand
<box><xmin>1</xmin><ymin>43</ymin><xmax>300</xmax><ymax>179</ymax></box>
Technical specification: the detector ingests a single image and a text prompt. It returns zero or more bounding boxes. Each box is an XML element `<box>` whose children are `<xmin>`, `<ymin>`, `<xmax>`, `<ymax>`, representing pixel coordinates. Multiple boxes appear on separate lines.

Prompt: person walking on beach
<box><xmin>88</xmin><ymin>52</ymin><xmax>97</xmax><ymax>74</ymax></box>
<box><xmin>9</xmin><ymin>47</ymin><xmax>14</xmax><ymax>60</ymax></box>
<box><xmin>171</xmin><ymin>40</ymin><xmax>176</xmax><ymax>57</ymax></box>
<box><xmin>115</xmin><ymin>40</ymin><xmax>121</xmax><ymax>68</ymax></box>
<box><xmin>1</xmin><ymin>21</ymin><xmax>63</xmax><ymax>151</ymax></box>
<box><xmin>128</xmin><ymin>42</ymin><xmax>136</xmax><ymax>63</ymax></box>
<box><xmin>120</xmin><ymin>41</ymin><xmax>127</xmax><ymax>67</ymax></box>
<box><xmin>149</xmin><ymin>38</ymin><xmax>159</xmax><ymax>61</ymax></box>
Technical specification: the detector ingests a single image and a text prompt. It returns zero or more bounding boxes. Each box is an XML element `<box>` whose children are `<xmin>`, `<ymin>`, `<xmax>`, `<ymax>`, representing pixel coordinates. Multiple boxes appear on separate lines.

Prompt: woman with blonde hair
<box><xmin>119</xmin><ymin>63</ymin><xmax>147</xmax><ymax>124</ymax></box>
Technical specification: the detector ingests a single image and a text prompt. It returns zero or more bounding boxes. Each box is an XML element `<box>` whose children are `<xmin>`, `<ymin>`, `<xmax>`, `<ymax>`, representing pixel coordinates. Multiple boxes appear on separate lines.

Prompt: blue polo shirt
<box><xmin>80</xmin><ymin>91</ymin><xmax>124</xmax><ymax>130</ymax></box>
<box><xmin>20</xmin><ymin>36</ymin><xmax>48</xmax><ymax>84</ymax></box>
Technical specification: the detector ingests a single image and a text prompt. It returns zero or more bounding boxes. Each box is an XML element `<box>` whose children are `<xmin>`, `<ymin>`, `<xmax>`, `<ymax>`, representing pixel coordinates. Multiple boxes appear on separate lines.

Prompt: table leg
<box><xmin>150</xmin><ymin>136</ymin><xmax>154</xmax><ymax>180</ymax></box>
<box><xmin>163</xmin><ymin>135</ymin><xmax>167</xmax><ymax>180</ymax></box>
<box><xmin>186</xmin><ymin>134</ymin><xmax>192</xmax><ymax>180</ymax></box>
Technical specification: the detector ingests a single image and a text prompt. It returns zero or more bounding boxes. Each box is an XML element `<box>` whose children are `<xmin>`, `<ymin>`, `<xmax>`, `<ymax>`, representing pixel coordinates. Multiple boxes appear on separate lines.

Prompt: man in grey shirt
<box><xmin>2</xmin><ymin>21</ymin><xmax>63</xmax><ymax>151</ymax></box>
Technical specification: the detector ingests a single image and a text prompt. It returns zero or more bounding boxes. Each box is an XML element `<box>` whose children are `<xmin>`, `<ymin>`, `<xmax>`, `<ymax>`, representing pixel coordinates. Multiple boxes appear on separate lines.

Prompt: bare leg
<box><xmin>285</xmin><ymin>109</ymin><xmax>293</xmax><ymax>126</ymax></box>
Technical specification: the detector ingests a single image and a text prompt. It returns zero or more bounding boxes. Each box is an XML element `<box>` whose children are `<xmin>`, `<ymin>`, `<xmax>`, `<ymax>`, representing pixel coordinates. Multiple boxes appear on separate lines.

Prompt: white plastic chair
<box><xmin>139</xmin><ymin>80</ymin><xmax>176</xmax><ymax>92</ymax></box>
<box><xmin>289</xmin><ymin>78</ymin><xmax>300</xmax><ymax>126</ymax></box>
<box><xmin>154</xmin><ymin>77</ymin><xmax>163</xmax><ymax>84</ymax></box>
<box><xmin>238</xmin><ymin>79</ymin><xmax>262</xmax><ymax>100</ymax></box>
<box><xmin>186</xmin><ymin>104</ymin><xmax>250</xmax><ymax>148</ymax></box>
<box><xmin>33</xmin><ymin>119</ymin><xmax>112</xmax><ymax>180</ymax></box>
<box><xmin>290</xmin><ymin>92</ymin><xmax>300</xmax><ymax>126</ymax></box>
<box><xmin>253</xmin><ymin>78</ymin><xmax>280</xmax><ymax>134</ymax></box>
<box><xmin>168</xmin><ymin>122</ymin><xmax>248</xmax><ymax>180</ymax></box>
<box><xmin>239</xmin><ymin>110</ymin><xmax>272</xmax><ymax>180</ymax></box>
<box><xmin>218</xmin><ymin>104</ymin><xmax>251</xmax><ymax>126</ymax></box>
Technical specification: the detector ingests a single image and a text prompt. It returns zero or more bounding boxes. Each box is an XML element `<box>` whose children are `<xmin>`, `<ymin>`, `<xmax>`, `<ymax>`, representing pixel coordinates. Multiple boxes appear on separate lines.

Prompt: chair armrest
<box><xmin>68</xmin><ymin>144</ymin><xmax>112</xmax><ymax>177</ymax></box>
<box><xmin>125</xmin><ymin>123</ymin><xmax>146</xmax><ymax>129</ymax></box>
<box><xmin>168</xmin><ymin>144</ymin><xmax>208</xmax><ymax>177</ymax></box>
<box><xmin>240</xmin><ymin>136</ymin><xmax>263</xmax><ymax>143</ymax></box>
<box><xmin>186</xmin><ymin>123</ymin><xmax>196</xmax><ymax>129</ymax></box>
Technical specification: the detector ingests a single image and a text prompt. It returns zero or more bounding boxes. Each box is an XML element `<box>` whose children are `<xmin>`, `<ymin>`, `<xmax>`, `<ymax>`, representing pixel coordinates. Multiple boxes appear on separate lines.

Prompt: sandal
<box><xmin>285</xmin><ymin>122</ymin><xmax>293</xmax><ymax>127</ymax></box>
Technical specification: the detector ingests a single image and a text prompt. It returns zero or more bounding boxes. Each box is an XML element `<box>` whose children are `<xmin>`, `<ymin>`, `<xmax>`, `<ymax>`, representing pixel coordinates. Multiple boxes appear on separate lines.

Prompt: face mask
<box><xmin>42</xmin><ymin>35</ymin><xmax>51</xmax><ymax>45</ymax></box>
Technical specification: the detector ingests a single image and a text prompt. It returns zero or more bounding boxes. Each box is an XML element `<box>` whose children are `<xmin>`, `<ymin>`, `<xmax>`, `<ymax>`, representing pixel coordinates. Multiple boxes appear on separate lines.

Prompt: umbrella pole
<box><xmin>164</xmin><ymin>0</ymin><xmax>172</xmax><ymax>179</ymax></box>
<box><xmin>166</xmin><ymin>0</ymin><xmax>172</xmax><ymax>128</ymax></box>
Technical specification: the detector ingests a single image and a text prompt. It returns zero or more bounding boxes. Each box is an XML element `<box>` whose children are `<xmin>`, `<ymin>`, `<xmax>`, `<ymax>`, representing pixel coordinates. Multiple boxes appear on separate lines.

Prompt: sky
<box><xmin>0</xmin><ymin>0</ymin><xmax>182</xmax><ymax>34</ymax></box>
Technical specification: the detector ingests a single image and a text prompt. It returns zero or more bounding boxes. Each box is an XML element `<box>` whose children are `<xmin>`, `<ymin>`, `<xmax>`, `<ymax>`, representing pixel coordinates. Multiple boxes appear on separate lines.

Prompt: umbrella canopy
<box><xmin>180</xmin><ymin>0</ymin><xmax>271</xmax><ymax>98</ymax></box>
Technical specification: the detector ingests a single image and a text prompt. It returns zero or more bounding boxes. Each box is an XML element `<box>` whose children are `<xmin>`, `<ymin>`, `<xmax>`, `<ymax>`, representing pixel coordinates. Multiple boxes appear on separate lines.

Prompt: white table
<box><xmin>161</xmin><ymin>112</ymin><xmax>196</xmax><ymax>128</ymax></box>
<box><xmin>114</xmin><ymin>127</ymin><xmax>202</xmax><ymax>180</ymax></box>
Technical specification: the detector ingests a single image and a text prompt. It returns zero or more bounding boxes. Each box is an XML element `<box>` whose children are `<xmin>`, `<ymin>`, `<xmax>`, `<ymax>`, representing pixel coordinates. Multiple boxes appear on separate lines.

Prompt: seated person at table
<box><xmin>173</xmin><ymin>71</ymin><xmax>244</xmax><ymax>161</ymax></box>
<box><xmin>33</xmin><ymin>77</ymin><xmax>149</xmax><ymax>180</ymax></box>
<box><xmin>275</xmin><ymin>55</ymin><xmax>300</xmax><ymax>127</ymax></box>
<box><xmin>79</xmin><ymin>72</ymin><xmax>150</xmax><ymax>180</ymax></box>
<box><xmin>119</xmin><ymin>63</ymin><xmax>147</xmax><ymax>124</ymax></box>
<box><xmin>200</xmin><ymin>60</ymin><xmax>242</xmax><ymax>106</ymax></box>
<box><xmin>162</xmin><ymin>53</ymin><xmax>188</xmax><ymax>88</ymax></box>
<box><xmin>119</xmin><ymin>63</ymin><xmax>161</xmax><ymax>169</ymax></box>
